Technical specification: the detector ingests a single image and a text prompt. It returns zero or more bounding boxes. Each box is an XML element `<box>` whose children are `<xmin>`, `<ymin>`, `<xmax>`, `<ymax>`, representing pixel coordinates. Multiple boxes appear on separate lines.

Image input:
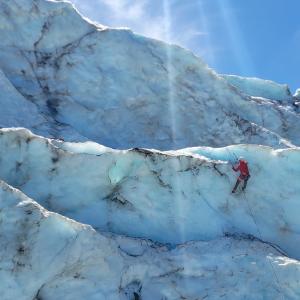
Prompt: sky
<box><xmin>71</xmin><ymin>0</ymin><xmax>300</xmax><ymax>93</ymax></box>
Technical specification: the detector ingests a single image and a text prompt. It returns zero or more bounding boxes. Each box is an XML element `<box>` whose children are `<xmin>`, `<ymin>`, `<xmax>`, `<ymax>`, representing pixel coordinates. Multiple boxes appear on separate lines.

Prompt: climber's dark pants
<box><xmin>232</xmin><ymin>174</ymin><xmax>250</xmax><ymax>193</ymax></box>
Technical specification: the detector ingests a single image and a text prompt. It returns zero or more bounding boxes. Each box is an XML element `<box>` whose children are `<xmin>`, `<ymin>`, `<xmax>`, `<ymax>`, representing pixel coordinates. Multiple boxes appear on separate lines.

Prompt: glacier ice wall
<box><xmin>1</xmin><ymin>179</ymin><xmax>300</xmax><ymax>300</ymax></box>
<box><xmin>0</xmin><ymin>0</ymin><xmax>299</xmax><ymax>298</ymax></box>
<box><xmin>0</xmin><ymin>0</ymin><xmax>300</xmax><ymax>300</ymax></box>
<box><xmin>0</xmin><ymin>128</ymin><xmax>299</xmax><ymax>260</ymax></box>
<box><xmin>0</xmin><ymin>0</ymin><xmax>299</xmax><ymax>149</ymax></box>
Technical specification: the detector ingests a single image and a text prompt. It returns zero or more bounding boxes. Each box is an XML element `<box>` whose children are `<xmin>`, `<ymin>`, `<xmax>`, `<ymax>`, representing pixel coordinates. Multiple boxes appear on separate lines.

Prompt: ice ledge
<box><xmin>221</xmin><ymin>74</ymin><xmax>293</xmax><ymax>102</ymax></box>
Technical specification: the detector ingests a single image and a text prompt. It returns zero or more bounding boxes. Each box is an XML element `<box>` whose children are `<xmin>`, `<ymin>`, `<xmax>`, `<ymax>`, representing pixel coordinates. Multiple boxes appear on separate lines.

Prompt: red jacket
<box><xmin>233</xmin><ymin>160</ymin><xmax>249</xmax><ymax>177</ymax></box>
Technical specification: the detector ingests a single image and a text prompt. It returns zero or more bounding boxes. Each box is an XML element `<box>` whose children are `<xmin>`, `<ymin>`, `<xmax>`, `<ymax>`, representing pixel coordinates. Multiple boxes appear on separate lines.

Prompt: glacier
<box><xmin>0</xmin><ymin>0</ymin><xmax>300</xmax><ymax>149</ymax></box>
<box><xmin>1</xmin><ymin>180</ymin><xmax>300</xmax><ymax>300</ymax></box>
<box><xmin>0</xmin><ymin>0</ymin><xmax>300</xmax><ymax>299</ymax></box>
<box><xmin>0</xmin><ymin>128</ymin><xmax>300</xmax><ymax>260</ymax></box>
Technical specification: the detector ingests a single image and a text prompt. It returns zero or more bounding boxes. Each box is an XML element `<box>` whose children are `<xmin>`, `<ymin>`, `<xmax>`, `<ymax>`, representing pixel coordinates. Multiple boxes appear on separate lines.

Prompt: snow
<box><xmin>1</xmin><ymin>179</ymin><xmax>300</xmax><ymax>300</ymax></box>
<box><xmin>0</xmin><ymin>128</ymin><xmax>300</xmax><ymax>261</ymax></box>
<box><xmin>294</xmin><ymin>88</ymin><xmax>300</xmax><ymax>99</ymax></box>
<box><xmin>221</xmin><ymin>74</ymin><xmax>293</xmax><ymax>102</ymax></box>
<box><xmin>54</xmin><ymin>140</ymin><xmax>115</xmax><ymax>155</ymax></box>
<box><xmin>0</xmin><ymin>0</ymin><xmax>300</xmax><ymax>149</ymax></box>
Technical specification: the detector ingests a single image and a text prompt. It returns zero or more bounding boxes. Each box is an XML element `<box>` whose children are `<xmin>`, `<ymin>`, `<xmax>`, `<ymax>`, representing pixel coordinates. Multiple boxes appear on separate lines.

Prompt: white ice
<box><xmin>1</xmin><ymin>179</ymin><xmax>300</xmax><ymax>300</ymax></box>
<box><xmin>0</xmin><ymin>0</ymin><xmax>299</xmax><ymax>149</ymax></box>
<box><xmin>0</xmin><ymin>128</ymin><xmax>300</xmax><ymax>261</ymax></box>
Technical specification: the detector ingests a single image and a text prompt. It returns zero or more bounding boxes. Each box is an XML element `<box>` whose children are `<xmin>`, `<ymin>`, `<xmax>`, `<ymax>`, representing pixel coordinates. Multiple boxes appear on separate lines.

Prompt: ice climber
<box><xmin>231</xmin><ymin>157</ymin><xmax>250</xmax><ymax>193</ymax></box>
